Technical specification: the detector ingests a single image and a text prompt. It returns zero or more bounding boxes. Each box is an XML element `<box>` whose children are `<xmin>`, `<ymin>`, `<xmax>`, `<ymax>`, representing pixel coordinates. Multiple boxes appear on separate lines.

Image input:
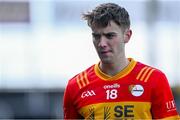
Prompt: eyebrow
<box><xmin>103</xmin><ymin>32</ymin><xmax>117</xmax><ymax>36</ymax></box>
<box><xmin>92</xmin><ymin>32</ymin><xmax>117</xmax><ymax>35</ymax></box>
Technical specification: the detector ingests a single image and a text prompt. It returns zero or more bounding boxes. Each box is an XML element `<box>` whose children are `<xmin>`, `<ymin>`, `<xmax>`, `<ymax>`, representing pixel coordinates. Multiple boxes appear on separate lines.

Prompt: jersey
<box><xmin>63</xmin><ymin>58</ymin><xmax>179</xmax><ymax>119</ymax></box>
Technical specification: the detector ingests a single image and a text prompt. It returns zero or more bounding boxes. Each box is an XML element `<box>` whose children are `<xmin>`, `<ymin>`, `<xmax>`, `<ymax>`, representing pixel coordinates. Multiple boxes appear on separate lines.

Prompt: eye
<box><xmin>104</xmin><ymin>33</ymin><xmax>116</xmax><ymax>39</ymax></box>
<box><xmin>92</xmin><ymin>33</ymin><xmax>101</xmax><ymax>40</ymax></box>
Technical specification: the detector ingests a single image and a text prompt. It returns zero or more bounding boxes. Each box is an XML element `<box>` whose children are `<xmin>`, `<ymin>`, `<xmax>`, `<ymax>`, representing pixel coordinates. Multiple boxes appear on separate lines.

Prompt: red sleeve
<box><xmin>151</xmin><ymin>71</ymin><xmax>179</xmax><ymax>119</ymax></box>
<box><xmin>63</xmin><ymin>81</ymin><xmax>83</xmax><ymax>119</ymax></box>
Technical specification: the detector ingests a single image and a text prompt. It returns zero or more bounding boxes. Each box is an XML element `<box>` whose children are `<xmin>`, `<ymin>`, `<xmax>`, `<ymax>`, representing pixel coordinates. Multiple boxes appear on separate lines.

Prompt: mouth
<box><xmin>99</xmin><ymin>50</ymin><xmax>112</xmax><ymax>55</ymax></box>
<box><xmin>101</xmin><ymin>51</ymin><xmax>109</xmax><ymax>54</ymax></box>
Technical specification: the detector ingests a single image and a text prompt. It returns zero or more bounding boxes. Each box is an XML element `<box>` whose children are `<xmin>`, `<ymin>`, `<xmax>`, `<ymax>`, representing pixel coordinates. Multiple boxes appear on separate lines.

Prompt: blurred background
<box><xmin>0</xmin><ymin>0</ymin><xmax>179</xmax><ymax>119</ymax></box>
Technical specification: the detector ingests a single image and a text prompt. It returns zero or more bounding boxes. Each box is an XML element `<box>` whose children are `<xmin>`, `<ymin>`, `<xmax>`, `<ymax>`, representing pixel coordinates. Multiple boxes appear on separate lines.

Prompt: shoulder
<box><xmin>136</xmin><ymin>61</ymin><xmax>165</xmax><ymax>75</ymax></box>
<box><xmin>67</xmin><ymin>64</ymin><xmax>95</xmax><ymax>88</ymax></box>
<box><xmin>135</xmin><ymin>61</ymin><xmax>167</xmax><ymax>83</ymax></box>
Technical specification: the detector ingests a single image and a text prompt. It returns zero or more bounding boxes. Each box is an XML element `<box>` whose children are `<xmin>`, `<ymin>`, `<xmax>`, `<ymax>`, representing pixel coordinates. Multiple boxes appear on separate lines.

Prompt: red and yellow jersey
<box><xmin>63</xmin><ymin>58</ymin><xmax>179</xmax><ymax>119</ymax></box>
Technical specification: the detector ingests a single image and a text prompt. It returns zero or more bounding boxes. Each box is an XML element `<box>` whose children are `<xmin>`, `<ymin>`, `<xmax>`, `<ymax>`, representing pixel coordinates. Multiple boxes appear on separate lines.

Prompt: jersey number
<box><xmin>106</xmin><ymin>89</ymin><xmax>118</xmax><ymax>100</ymax></box>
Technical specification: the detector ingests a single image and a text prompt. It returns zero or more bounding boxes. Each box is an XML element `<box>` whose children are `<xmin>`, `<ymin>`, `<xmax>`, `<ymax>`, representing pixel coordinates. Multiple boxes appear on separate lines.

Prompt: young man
<box><xmin>63</xmin><ymin>3</ymin><xmax>179</xmax><ymax>119</ymax></box>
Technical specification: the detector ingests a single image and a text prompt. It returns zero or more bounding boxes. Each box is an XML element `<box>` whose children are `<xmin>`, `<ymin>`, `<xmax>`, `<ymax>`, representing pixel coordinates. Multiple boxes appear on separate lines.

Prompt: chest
<box><xmin>74</xmin><ymin>79</ymin><xmax>152</xmax><ymax>109</ymax></box>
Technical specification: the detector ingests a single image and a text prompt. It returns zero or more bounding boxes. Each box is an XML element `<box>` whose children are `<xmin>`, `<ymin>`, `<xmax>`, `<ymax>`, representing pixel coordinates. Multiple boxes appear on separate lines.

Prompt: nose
<box><xmin>98</xmin><ymin>36</ymin><xmax>107</xmax><ymax>48</ymax></box>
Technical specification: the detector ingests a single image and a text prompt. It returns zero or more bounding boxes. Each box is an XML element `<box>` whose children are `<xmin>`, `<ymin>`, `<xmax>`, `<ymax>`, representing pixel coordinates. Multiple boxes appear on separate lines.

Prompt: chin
<box><xmin>100</xmin><ymin>58</ymin><xmax>113</xmax><ymax>64</ymax></box>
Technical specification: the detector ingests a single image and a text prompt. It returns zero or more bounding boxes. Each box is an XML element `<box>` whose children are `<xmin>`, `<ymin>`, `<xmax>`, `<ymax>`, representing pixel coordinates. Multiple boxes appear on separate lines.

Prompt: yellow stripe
<box><xmin>76</xmin><ymin>76</ymin><xmax>82</xmax><ymax>89</ymax></box>
<box><xmin>77</xmin><ymin>72</ymin><xmax>90</xmax><ymax>89</ymax></box>
<box><xmin>144</xmin><ymin>69</ymin><xmax>155</xmax><ymax>82</ymax></box>
<box><xmin>84</xmin><ymin>72</ymin><xmax>89</xmax><ymax>84</ymax></box>
<box><xmin>161</xmin><ymin>115</ymin><xmax>180</xmax><ymax>120</ymax></box>
<box><xmin>136</xmin><ymin>66</ymin><xmax>148</xmax><ymax>80</ymax></box>
<box><xmin>140</xmin><ymin>67</ymin><xmax>151</xmax><ymax>81</ymax></box>
<box><xmin>79</xmin><ymin>102</ymin><xmax>152</xmax><ymax>119</ymax></box>
<box><xmin>80</xmin><ymin>73</ymin><xmax>86</xmax><ymax>87</ymax></box>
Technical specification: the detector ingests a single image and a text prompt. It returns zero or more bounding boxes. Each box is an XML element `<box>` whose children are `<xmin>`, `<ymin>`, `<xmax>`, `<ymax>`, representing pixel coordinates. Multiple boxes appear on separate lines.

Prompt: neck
<box><xmin>99</xmin><ymin>58</ymin><xmax>130</xmax><ymax>76</ymax></box>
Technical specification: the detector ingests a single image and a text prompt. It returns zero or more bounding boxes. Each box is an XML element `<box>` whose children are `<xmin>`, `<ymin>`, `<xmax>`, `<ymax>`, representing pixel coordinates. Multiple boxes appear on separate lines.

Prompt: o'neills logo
<box><xmin>103</xmin><ymin>83</ymin><xmax>120</xmax><ymax>89</ymax></box>
<box><xmin>129</xmin><ymin>84</ymin><xmax>144</xmax><ymax>97</ymax></box>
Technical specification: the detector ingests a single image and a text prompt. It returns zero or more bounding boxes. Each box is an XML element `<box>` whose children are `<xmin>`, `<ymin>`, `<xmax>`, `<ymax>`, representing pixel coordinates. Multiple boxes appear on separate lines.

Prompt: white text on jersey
<box><xmin>81</xmin><ymin>90</ymin><xmax>96</xmax><ymax>98</ymax></box>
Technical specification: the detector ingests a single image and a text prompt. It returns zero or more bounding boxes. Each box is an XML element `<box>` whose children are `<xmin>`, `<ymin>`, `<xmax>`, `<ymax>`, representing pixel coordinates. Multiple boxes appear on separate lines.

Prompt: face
<box><xmin>92</xmin><ymin>21</ymin><xmax>132</xmax><ymax>64</ymax></box>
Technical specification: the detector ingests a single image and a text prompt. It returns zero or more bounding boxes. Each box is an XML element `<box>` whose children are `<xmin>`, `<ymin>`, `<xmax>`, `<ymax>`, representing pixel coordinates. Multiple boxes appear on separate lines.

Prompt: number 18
<box><xmin>106</xmin><ymin>89</ymin><xmax>118</xmax><ymax>100</ymax></box>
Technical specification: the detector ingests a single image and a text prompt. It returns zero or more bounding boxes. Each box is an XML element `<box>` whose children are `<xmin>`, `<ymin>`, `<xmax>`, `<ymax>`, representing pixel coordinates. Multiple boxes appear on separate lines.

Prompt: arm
<box><xmin>63</xmin><ymin>83</ymin><xmax>83</xmax><ymax>119</ymax></box>
<box><xmin>151</xmin><ymin>71</ymin><xmax>179</xmax><ymax>119</ymax></box>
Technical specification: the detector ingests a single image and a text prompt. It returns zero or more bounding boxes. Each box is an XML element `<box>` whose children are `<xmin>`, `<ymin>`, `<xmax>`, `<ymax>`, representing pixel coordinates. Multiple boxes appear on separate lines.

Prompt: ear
<box><xmin>124</xmin><ymin>29</ymin><xmax>132</xmax><ymax>43</ymax></box>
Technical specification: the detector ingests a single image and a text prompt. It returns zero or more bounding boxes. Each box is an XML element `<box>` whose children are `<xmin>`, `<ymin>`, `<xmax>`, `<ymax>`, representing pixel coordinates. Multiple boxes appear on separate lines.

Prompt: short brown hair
<box><xmin>83</xmin><ymin>3</ymin><xmax>130</xmax><ymax>30</ymax></box>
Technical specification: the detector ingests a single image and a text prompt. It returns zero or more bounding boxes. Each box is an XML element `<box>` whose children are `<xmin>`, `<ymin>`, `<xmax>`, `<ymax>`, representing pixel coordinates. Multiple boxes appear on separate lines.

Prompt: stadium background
<box><xmin>0</xmin><ymin>0</ymin><xmax>179</xmax><ymax>119</ymax></box>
